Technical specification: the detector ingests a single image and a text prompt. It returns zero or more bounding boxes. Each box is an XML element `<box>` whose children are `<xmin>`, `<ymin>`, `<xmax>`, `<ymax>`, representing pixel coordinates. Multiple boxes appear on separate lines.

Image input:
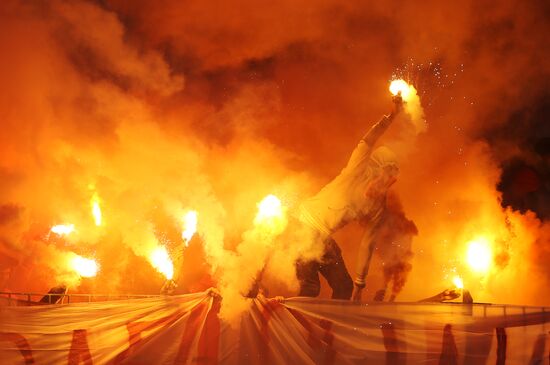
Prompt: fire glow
<box><xmin>71</xmin><ymin>255</ymin><xmax>99</xmax><ymax>278</ymax></box>
<box><xmin>453</xmin><ymin>276</ymin><xmax>464</xmax><ymax>289</ymax></box>
<box><xmin>466</xmin><ymin>237</ymin><xmax>493</xmax><ymax>274</ymax></box>
<box><xmin>255</xmin><ymin>194</ymin><xmax>283</xmax><ymax>224</ymax></box>
<box><xmin>51</xmin><ymin>224</ymin><xmax>75</xmax><ymax>236</ymax></box>
<box><xmin>389</xmin><ymin>79</ymin><xmax>414</xmax><ymax>100</ymax></box>
<box><xmin>388</xmin><ymin>79</ymin><xmax>425</xmax><ymax>133</ymax></box>
<box><xmin>252</xmin><ymin>194</ymin><xmax>287</xmax><ymax>238</ymax></box>
<box><xmin>91</xmin><ymin>194</ymin><xmax>102</xmax><ymax>226</ymax></box>
<box><xmin>182</xmin><ymin>210</ymin><xmax>198</xmax><ymax>244</ymax></box>
<box><xmin>150</xmin><ymin>246</ymin><xmax>174</xmax><ymax>280</ymax></box>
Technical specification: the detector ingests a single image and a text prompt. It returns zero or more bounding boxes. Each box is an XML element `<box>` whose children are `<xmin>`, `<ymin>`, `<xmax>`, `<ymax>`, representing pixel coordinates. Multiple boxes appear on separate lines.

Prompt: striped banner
<box><xmin>1</xmin><ymin>292</ymin><xmax>549</xmax><ymax>364</ymax></box>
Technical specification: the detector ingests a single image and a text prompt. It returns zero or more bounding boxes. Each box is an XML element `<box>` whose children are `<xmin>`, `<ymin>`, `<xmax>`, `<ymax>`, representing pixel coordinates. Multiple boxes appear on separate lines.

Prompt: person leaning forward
<box><xmin>296</xmin><ymin>95</ymin><xmax>404</xmax><ymax>300</ymax></box>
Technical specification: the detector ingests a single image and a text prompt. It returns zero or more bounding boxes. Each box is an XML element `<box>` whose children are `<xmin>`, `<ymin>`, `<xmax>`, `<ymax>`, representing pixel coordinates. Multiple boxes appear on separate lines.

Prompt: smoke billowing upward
<box><xmin>0</xmin><ymin>0</ymin><xmax>549</xmax><ymax>313</ymax></box>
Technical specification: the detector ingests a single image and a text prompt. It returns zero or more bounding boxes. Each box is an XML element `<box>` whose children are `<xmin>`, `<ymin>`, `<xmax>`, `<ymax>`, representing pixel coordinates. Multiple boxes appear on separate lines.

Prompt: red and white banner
<box><xmin>1</xmin><ymin>292</ymin><xmax>549</xmax><ymax>364</ymax></box>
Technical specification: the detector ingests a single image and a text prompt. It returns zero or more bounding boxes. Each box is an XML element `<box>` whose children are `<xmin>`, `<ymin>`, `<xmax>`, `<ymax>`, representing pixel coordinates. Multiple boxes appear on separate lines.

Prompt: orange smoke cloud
<box><xmin>0</xmin><ymin>0</ymin><xmax>548</xmax><ymax>311</ymax></box>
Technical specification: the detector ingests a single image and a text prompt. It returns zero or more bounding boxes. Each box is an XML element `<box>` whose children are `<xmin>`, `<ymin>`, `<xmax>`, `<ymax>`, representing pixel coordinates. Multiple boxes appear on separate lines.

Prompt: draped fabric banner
<box><xmin>1</xmin><ymin>292</ymin><xmax>550</xmax><ymax>364</ymax></box>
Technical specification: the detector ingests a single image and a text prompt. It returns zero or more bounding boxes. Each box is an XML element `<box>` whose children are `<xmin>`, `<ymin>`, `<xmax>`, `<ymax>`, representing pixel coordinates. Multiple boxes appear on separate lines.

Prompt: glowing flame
<box><xmin>150</xmin><ymin>246</ymin><xmax>174</xmax><ymax>280</ymax></box>
<box><xmin>71</xmin><ymin>255</ymin><xmax>99</xmax><ymax>277</ymax></box>
<box><xmin>182</xmin><ymin>210</ymin><xmax>198</xmax><ymax>244</ymax></box>
<box><xmin>91</xmin><ymin>194</ymin><xmax>102</xmax><ymax>226</ymax></box>
<box><xmin>255</xmin><ymin>194</ymin><xmax>283</xmax><ymax>224</ymax></box>
<box><xmin>388</xmin><ymin>78</ymin><xmax>425</xmax><ymax>133</ymax></box>
<box><xmin>452</xmin><ymin>276</ymin><xmax>464</xmax><ymax>289</ymax></box>
<box><xmin>51</xmin><ymin>224</ymin><xmax>75</xmax><ymax>236</ymax></box>
<box><xmin>466</xmin><ymin>237</ymin><xmax>492</xmax><ymax>274</ymax></box>
<box><xmin>389</xmin><ymin>79</ymin><xmax>414</xmax><ymax>100</ymax></box>
<box><xmin>253</xmin><ymin>194</ymin><xmax>287</xmax><ymax>237</ymax></box>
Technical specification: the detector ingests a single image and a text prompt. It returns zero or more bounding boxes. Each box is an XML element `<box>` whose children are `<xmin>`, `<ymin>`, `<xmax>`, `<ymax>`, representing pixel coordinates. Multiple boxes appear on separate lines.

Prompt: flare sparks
<box><xmin>388</xmin><ymin>79</ymin><xmax>425</xmax><ymax>133</ymax></box>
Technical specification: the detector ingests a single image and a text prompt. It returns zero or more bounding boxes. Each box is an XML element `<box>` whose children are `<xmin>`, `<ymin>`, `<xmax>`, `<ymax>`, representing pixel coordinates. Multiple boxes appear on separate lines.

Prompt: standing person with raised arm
<box><xmin>296</xmin><ymin>94</ymin><xmax>404</xmax><ymax>300</ymax></box>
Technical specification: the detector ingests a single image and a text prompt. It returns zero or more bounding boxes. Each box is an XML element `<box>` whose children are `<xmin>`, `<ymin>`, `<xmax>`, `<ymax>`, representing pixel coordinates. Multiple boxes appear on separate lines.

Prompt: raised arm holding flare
<box><xmin>363</xmin><ymin>95</ymin><xmax>404</xmax><ymax>148</ymax></box>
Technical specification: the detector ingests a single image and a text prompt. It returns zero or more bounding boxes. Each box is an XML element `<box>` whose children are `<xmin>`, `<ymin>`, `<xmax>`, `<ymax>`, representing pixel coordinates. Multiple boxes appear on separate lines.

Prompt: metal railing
<box><xmin>0</xmin><ymin>291</ymin><xmax>162</xmax><ymax>306</ymax></box>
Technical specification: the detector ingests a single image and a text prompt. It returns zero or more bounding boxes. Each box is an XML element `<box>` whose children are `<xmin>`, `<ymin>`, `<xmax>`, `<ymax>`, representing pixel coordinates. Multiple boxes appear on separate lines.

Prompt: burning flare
<box><xmin>71</xmin><ymin>255</ymin><xmax>99</xmax><ymax>278</ymax></box>
<box><xmin>389</xmin><ymin>78</ymin><xmax>425</xmax><ymax>133</ymax></box>
<box><xmin>452</xmin><ymin>276</ymin><xmax>464</xmax><ymax>289</ymax></box>
<box><xmin>150</xmin><ymin>246</ymin><xmax>174</xmax><ymax>280</ymax></box>
<box><xmin>389</xmin><ymin>79</ymin><xmax>414</xmax><ymax>100</ymax></box>
<box><xmin>182</xmin><ymin>210</ymin><xmax>198</xmax><ymax>244</ymax></box>
<box><xmin>51</xmin><ymin>224</ymin><xmax>75</xmax><ymax>236</ymax></box>
<box><xmin>466</xmin><ymin>237</ymin><xmax>493</xmax><ymax>274</ymax></box>
<box><xmin>91</xmin><ymin>193</ymin><xmax>102</xmax><ymax>226</ymax></box>
<box><xmin>252</xmin><ymin>194</ymin><xmax>287</xmax><ymax>237</ymax></box>
<box><xmin>255</xmin><ymin>194</ymin><xmax>283</xmax><ymax>224</ymax></box>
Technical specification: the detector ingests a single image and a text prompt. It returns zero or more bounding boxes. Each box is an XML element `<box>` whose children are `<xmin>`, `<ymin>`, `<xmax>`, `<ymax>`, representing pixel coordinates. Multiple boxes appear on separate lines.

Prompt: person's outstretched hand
<box><xmin>440</xmin><ymin>289</ymin><xmax>460</xmax><ymax>301</ymax></box>
<box><xmin>392</xmin><ymin>94</ymin><xmax>404</xmax><ymax>115</ymax></box>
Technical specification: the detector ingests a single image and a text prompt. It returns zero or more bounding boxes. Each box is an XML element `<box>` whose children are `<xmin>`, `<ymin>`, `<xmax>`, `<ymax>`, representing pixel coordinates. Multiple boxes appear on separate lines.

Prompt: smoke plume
<box><xmin>0</xmin><ymin>0</ymin><xmax>549</xmax><ymax>314</ymax></box>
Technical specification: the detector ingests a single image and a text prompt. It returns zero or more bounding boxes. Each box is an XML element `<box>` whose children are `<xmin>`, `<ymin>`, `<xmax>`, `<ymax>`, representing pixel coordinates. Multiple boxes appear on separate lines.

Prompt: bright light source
<box><xmin>255</xmin><ymin>194</ymin><xmax>282</xmax><ymax>224</ymax></box>
<box><xmin>452</xmin><ymin>276</ymin><xmax>464</xmax><ymax>289</ymax></box>
<box><xmin>51</xmin><ymin>224</ymin><xmax>75</xmax><ymax>236</ymax></box>
<box><xmin>466</xmin><ymin>237</ymin><xmax>492</xmax><ymax>273</ymax></box>
<box><xmin>150</xmin><ymin>246</ymin><xmax>174</xmax><ymax>280</ymax></box>
<box><xmin>389</xmin><ymin>79</ymin><xmax>413</xmax><ymax>100</ymax></box>
<box><xmin>71</xmin><ymin>255</ymin><xmax>99</xmax><ymax>277</ymax></box>
<box><xmin>182</xmin><ymin>210</ymin><xmax>198</xmax><ymax>243</ymax></box>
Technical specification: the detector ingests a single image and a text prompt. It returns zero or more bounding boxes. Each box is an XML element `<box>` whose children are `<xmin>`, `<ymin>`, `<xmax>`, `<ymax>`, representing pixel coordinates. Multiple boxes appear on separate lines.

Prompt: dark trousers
<box><xmin>296</xmin><ymin>237</ymin><xmax>353</xmax><ymax>300</ymax></box>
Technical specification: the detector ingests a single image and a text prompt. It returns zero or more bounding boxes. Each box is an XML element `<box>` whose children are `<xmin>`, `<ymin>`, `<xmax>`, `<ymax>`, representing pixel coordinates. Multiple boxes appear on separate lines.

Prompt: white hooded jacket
<box><xmin>299</xmin><ymin>113</ymin><xmax>400</xmax><ymax>287</ymax></box>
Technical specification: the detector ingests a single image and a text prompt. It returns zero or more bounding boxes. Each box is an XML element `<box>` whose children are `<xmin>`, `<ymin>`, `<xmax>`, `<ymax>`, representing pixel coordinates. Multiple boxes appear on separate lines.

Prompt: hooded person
<box><xmin>295</xmin><ymin>95</ymin><xmax>403</xmax><ymax>300</ymax></box>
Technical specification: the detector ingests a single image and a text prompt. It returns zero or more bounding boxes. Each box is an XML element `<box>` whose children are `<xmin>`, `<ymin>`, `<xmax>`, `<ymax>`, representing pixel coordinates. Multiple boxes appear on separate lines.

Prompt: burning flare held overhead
<box><xmin>389</xmin><ymin>79</ymin><xmax>414</xmax><ymax>101</ymax></box>
<box><xmin>71</xmin><ymin>255</ymin><xmax>99</xmax><ymax>278</ymax></box>
<box><xmin>150</xmin><ymin>246</ymin><xmax>174</xmax><ymax>280</ymax></box>
<box><xmin>182</xmin><ymin>210</ymin><xmax>198</xmax><ymax>245</ymax></box>
<box><xmin>389</xmin><ymin>79</ymin><xmax>426</xmax><ymax>133</ymax></box>
<box><xmin>466</xmin><ymin>237</ymin><xmax>493</xmax><ymax>274</ymax></box>
<box><xmin>51</xmin><ymin>224</ymin><xmax>75</xmax><ymax>236</ymax></box>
